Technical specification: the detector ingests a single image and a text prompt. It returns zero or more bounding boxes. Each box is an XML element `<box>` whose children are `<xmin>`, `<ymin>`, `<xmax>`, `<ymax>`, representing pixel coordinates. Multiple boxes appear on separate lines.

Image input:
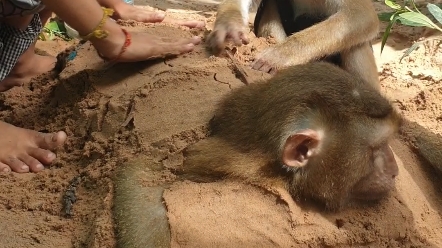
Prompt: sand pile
<box><xmin>0</xmin><ymin>1</ymin><xmax>441</xmax><ymax>247</ymax></box>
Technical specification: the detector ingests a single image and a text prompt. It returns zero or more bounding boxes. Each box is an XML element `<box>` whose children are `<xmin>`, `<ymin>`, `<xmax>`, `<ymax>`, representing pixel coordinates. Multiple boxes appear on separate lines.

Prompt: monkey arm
<box><xmin>215</xmin><ymin>0</ymin><xmax>253</xmax><ymax>25</ymax></box>
<box><xmin>251</xmin><ymin>1</ymin><xmax>380</xmax><ymax>73</ymax></box>
<box><xmin>282</xmin><ymin>7</ymin><xmax>379</xmax><ymax>63</ymax></box>
<box><xmin>208</xmin><ymin>0</ymin><xmax>254</xmax><ymax>54</ymax></box>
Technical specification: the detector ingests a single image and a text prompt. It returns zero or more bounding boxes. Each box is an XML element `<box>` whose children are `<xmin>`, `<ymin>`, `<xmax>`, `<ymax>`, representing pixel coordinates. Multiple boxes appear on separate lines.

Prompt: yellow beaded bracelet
<box><xmin>80</xmin><ymin>7</ymin><xmax>114</xmax><ymax>40</ymax></box>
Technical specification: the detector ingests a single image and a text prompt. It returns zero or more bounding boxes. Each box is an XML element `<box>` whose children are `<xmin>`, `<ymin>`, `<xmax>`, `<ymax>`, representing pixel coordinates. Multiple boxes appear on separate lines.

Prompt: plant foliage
<box><xmin>39</xmin><ymin>19</ymin><xmax>71</xmax><ymax>41</ymax></box>
<box><xmin>378</xmin><ymin>0</ymin><xmax>442</xmax><ymax>61</ymax></box>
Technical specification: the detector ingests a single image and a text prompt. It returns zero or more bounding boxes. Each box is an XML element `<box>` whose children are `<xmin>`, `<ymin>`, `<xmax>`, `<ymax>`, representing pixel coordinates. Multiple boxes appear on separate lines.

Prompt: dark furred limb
<box><xmin>113</xmin><ymin>157</ymin><xmax>170</xmax><ymax>248</ymax></box>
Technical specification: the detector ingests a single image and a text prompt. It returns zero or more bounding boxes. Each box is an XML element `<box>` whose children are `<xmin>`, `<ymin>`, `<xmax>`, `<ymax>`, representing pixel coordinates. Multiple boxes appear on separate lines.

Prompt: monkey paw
<box><xmin>251</xmin><ymin>46</ymin><xmax>291</xmax><ymax>74</ymax></box>
<box><xmin>252</xmin><ymin>43</ymin><xmax>309</xmax><ymax>75</ymax></box>
<box><xmin>207</xmin><ymin>23</ymin><xmax>249</xmax><ymax>55</ymax></box>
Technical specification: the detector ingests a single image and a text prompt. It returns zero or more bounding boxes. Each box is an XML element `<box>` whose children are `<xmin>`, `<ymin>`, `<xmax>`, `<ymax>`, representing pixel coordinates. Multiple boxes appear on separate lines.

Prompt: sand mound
<box><xmin>0</xmin><ymin>1</ymin><xmax>441</xmax><ymax>247</ymax></box>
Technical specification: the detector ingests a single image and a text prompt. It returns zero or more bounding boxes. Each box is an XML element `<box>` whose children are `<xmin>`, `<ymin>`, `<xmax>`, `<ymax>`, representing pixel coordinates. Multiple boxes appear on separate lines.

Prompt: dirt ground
<box><xmin>1</xmin><ymin>1</ymin><xmax>441</xmax><ymax>247</ymax></box>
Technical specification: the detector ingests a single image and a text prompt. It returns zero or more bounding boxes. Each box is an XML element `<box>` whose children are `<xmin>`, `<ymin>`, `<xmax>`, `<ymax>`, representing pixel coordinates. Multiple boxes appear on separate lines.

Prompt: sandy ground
<box><xmin>1</xmin><ymin>1</ymin><xmax>441</xmax><ymax>247</ymax></box>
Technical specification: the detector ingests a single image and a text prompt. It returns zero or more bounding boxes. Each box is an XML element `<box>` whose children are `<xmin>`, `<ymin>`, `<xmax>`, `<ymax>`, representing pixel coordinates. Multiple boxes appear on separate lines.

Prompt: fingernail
<box><xmin>47</xmin><ymin>153</ymin><xmax>56</xmax><ymax>159</ymax></box>
<box><xmin>2</xmin><ymin>167</ymin><xmax>10</xmax><ymax>172</ymax></box>
<box><xmin>36</xmin><ymin>164</ymin><xmax>44</xmax><ymax>170</ymax></box>
<box><xmin>156</xmin><ymin>13</ymin><xmax>165</xmax><ymax>19</ymax></box>
<box><xmin>21</xmin><ymin>165</ymin><xmax>29</xmax><ymax>171</ymax></box>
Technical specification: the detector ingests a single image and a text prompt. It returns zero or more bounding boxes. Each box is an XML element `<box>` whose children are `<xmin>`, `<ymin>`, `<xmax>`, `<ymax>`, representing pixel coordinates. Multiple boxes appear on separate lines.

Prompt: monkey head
<box><xmin>280</xmin><ymin>85</ymin><xmax>402</xmax><ymax>211</ymax></box>
<box><xmin>186</xmin><ymin>62</ymin><xmax>402</xmax><ymax>212</ymax></box>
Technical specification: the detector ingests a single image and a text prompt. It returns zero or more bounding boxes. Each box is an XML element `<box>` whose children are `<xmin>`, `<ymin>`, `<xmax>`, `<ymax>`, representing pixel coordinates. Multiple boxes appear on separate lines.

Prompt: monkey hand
<box><xmin>251</xmin><ymin>45</ymin><xmax>309</xmax><ymax>74</ymax></box>
<box><xmin>207</xmin><ymin>21</ymin><xmax>250</xmax><ymax>55</ymax></box>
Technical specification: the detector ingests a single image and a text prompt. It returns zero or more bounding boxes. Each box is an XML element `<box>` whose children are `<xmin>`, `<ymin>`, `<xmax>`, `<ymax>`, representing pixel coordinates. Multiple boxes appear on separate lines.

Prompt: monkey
<box><xmin>207</xmin><ymin>0</ymin><xmax>381</xmax><ymax>89</ymax></box>
<box><xmin>113</xmin><ymin>157</ymin><xmax>171</xmax><ymax>248</ymax></box>
<box><xmin>405</xmin><ymin>120</ymin><xmax>442</xmax><ymax>176</ymax></box>
<box><xmin>179</xmin><ymin>62</ymin><xmax>401</xmax><ymax>210</ymax></box>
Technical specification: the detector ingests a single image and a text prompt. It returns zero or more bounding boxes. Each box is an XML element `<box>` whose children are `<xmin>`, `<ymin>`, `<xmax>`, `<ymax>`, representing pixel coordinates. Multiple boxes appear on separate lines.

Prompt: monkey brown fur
<box><xmin>207</xmin><ymin>0</ymin><xmax>380</xmax><ymax>89</ymax></box>
<box><xmin>180</xmin><ymin>62</ymin><xmax>401</xmax><ymax>210</ymax></box>
<box><xmin>113</xmin><ymin>157</ymin><xmax>170</xmax><ymax>248</ymax></box>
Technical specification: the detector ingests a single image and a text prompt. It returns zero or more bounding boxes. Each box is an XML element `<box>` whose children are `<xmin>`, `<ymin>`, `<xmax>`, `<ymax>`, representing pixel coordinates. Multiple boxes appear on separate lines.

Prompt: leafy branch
<box><xmin>378</xmin><ymin>0</ymin><xmax>442</xmax><ymax>62</ymax></box>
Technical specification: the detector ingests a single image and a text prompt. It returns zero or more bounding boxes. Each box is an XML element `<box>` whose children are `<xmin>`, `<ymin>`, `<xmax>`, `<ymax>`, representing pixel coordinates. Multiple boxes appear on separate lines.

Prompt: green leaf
<box><xmin>385</xmin><ymin>0</ymin><xmax>402</xmax><ymax>10</ymax></box>
<box><xmin>381</xmin><ymin>11</ymin><xmax>423</xmax><ymax>26</ymax></box>
<box><xmin>427</xmin><ymin>3</ymin><xmax>442</xmax><ymax>25</ymax></box>
<box><xmin>45</xmin><ymin>20</ymin><xmax>61</xmax><ymax>32</ymax></box>
<box><xmin>381</xmin><ymin>14</ymin><xmax>399</xmax><ymax>54</ymax></box>
<box><xmin>398</xmin><ymin>12</ymin><xmax>438</xmax><ymax>28</ymax></box>
<box><xmin>397</xmin><ymin>16</ymin><xmax>426</xmax><ymax>26</ymax></box>
<box><xmin>399</xmin><ymin>41</ymin><xmax>422</xmax><ymax>63</ymax></box>
<box><xmin>56</xmin><ymin>20</ymin><xmax>67</xmax><ymax>33</ymax></box>
<box><xmin>42</xmin><ymin>19</ymin><xmax>72</xmax><ymax>41</ymax></box>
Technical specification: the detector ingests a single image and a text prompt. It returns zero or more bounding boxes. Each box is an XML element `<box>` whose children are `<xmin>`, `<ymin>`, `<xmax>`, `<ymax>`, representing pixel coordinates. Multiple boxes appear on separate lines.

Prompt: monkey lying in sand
<box><xmin>208</xmin><ymin>0</ymin><xmax>380</xmax><ymax>90</ymax></box>
<box><xmin>180</xmin><ymin>61</ymin><xmax>401</xmax><ymax>210</ymax></box>
<box><xmin>113</xmin><ymin>61</ymin><xmax>401</xmax><ymax>248</ymax></box>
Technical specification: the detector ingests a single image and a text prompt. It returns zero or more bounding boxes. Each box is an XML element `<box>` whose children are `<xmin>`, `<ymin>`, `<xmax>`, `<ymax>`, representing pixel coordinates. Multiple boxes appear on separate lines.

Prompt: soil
<box><xmin>1</xmin><ymin>1</ymin><xmax>441</xmax><ymax>248</ymax></box>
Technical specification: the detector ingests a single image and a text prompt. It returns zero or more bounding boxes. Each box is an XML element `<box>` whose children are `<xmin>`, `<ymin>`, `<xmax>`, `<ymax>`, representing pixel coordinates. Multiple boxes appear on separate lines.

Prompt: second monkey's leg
<box><xmin>254</xmin><ymin>0</ymin><xmax>287</xmax><ymax>43</ymax></box>
<box><xmin>340</xmin><ymin>42</ymin><xmax>380</xmax><ymax>90</ymax></box>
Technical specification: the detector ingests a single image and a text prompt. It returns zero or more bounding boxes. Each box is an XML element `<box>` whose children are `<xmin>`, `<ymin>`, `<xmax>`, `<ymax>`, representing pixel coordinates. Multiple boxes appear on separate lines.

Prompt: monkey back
<box><xmin>210</xmin><ymin>62</ymin><xmax>395</xmax><ymax>154</ymax></box>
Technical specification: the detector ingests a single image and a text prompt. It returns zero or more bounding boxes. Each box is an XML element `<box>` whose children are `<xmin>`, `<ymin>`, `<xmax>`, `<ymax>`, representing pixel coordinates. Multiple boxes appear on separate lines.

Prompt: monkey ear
<box><xmin>282</xmin><ymin>129</ymin><xmax>322</xmax><ymax>167</ymax></box>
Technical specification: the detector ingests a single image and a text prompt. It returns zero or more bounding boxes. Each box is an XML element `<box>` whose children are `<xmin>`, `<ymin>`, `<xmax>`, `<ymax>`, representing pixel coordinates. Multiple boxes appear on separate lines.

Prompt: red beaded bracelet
<box><xmin>98</xmin><ymin>28</ymin><xmax>132</xmax><ymax>64</ymax></box>
<box><xmin>108</xmin><ymin>28</ymin><xmax>132</xmax><ymax>62</ymax></box>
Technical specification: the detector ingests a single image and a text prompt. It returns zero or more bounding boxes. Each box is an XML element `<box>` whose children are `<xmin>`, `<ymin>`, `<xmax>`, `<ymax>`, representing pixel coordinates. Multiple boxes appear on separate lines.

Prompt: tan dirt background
<box><xmin>0</xmin><ymin>0</ymin><xmax>441</xmax><ymax>247</ymax></box>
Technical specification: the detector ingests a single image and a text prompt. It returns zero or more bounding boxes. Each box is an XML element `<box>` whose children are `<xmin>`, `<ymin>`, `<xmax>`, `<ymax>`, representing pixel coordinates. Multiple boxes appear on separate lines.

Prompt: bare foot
<box><xmin>91</xmin><ymin>13</ymin><xmax>202</xmax><ymax>63</ymax></box>
<box><xmin>0</xmin><ymin>53</ymin><xmax>56</xmax><ymax>92</ymax></box>
<box><xmin>113</xmin><ymin>3</ymin><xmax>205</xmax><ymax>29</ymax></box>
<box><xmin>0</xmin><ymin>121</ymin><xmax>67</xmax><ymax>173</ymax></box>
<box><xmin>114</xmin><ymin>32</ymin><xmax>201</xmax><ymax>62</ymax></box>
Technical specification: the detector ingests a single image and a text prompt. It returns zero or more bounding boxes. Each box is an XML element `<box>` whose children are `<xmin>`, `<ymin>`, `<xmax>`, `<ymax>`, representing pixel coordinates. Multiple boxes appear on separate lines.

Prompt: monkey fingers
<box><xmin>251</xmin><ymin>59</ymin><xmax>275</xmax><ymax>74</ymax></box>
<box><xmin>230</xmin><ymin>28</ymin><xmax>249</xmax><ymax>46</ymax></box>
<box><xmin>207</xmin><ymin>29</ymin><xmax>227</xmax><ymax>54</ymax></box>
<box><xmin>251</xmin><ymin>47</ymin><xmax>283</xmax><ymax>74</ymax></box>
<box><xmin>207</xmin><ymin>24</ymin><xmax>249</xmax><ymax>55</ymax></box>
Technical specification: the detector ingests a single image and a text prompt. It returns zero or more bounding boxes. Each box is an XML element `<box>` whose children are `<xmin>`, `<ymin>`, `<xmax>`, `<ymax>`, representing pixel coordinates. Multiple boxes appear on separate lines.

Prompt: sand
<box><xmin>0</xmin><ymin>1</ymin><xmax>441</xmax><ymax>247</ymax></box>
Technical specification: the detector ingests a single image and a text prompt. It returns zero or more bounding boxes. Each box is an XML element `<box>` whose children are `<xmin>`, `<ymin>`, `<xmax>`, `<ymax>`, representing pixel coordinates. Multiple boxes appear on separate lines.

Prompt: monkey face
<box><xmin>350</xmin><ymin>142</ymin><xmax>398</xmax><ymax>201</ymax></box>
<box><xmin>287</xmin><ymin>114</ymin><xmax>401</xmax><ymax>211</ymax></box>
<box><xmin>347</xmin><ymin>114</ymin><xmax>401</xmax><ymax>202</ymax></box>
